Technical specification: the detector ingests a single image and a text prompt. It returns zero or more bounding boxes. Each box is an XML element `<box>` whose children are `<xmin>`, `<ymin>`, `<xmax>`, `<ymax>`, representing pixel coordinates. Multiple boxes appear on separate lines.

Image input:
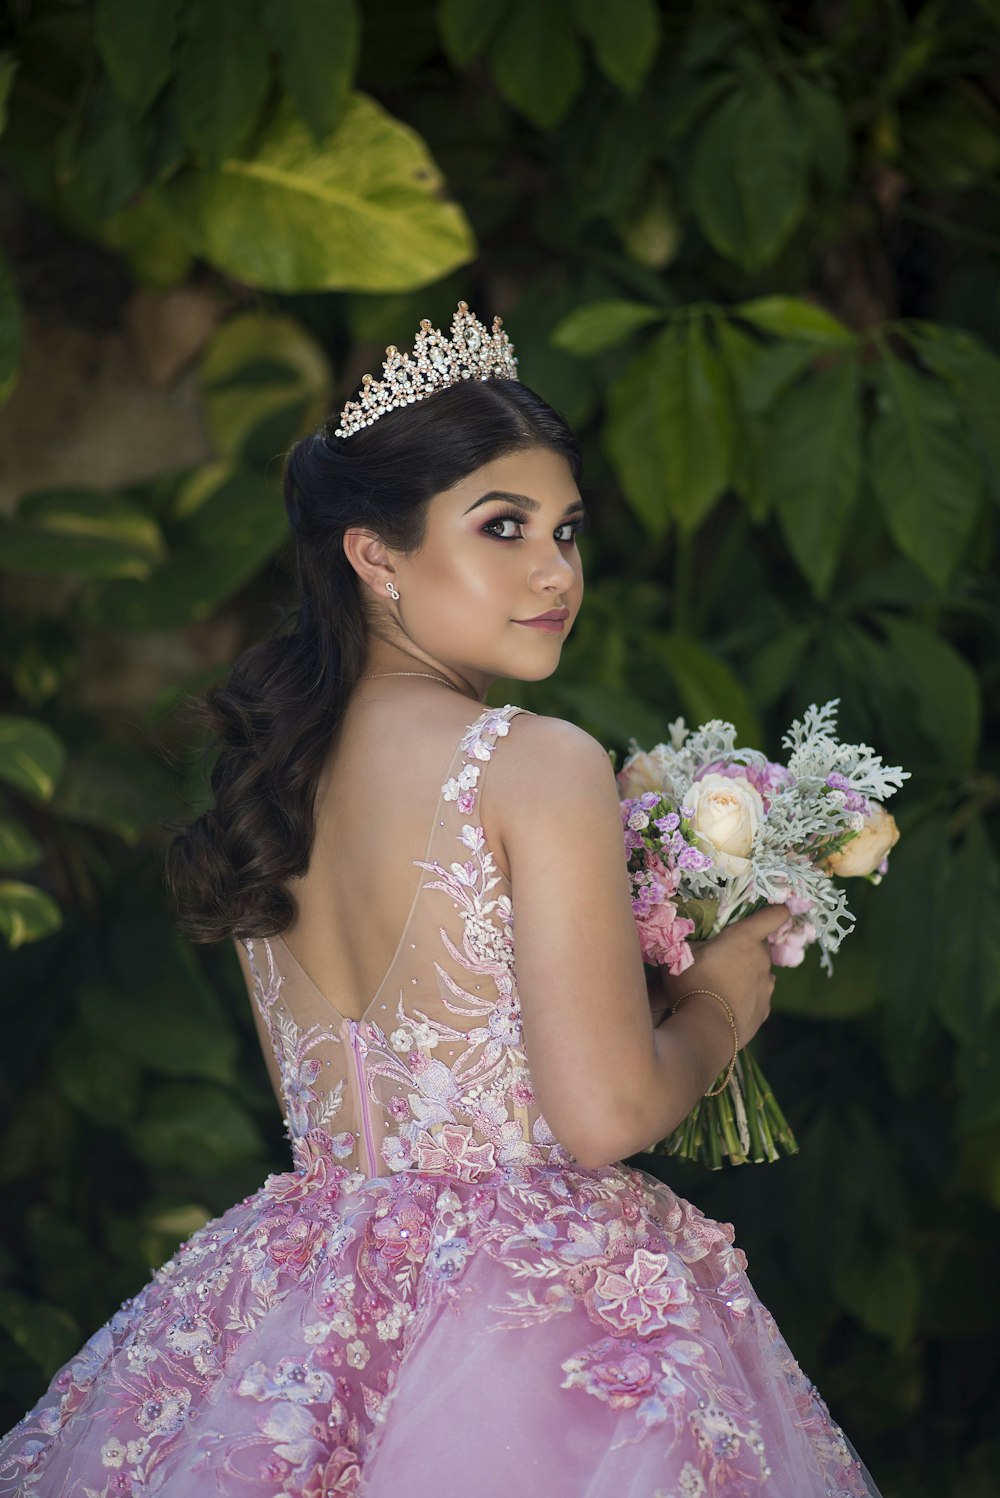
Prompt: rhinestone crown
<box><xmin>333</xmin><ymin>300</ymin><xmax>519</xmax><ymax>439</ymax></box>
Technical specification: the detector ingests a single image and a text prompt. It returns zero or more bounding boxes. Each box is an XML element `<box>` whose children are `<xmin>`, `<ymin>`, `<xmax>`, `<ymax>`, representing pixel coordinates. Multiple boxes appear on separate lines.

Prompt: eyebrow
<box><xmin>464</xmin><ymin>489</ymin><xmax>587</xmax><ymax>516</ymax></box>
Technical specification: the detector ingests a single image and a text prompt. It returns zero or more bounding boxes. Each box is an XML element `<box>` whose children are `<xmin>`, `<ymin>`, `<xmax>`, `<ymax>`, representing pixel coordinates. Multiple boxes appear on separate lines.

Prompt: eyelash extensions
<box><xmin>482</xmin><ymin>508</ymin><xmax>590</xmax><ymax>542</ymax></box>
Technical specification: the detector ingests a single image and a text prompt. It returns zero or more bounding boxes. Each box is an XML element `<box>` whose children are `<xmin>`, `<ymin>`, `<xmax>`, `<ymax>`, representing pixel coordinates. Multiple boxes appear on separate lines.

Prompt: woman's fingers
<box><xmin>740</xmin><ymin>903</ymin><xmax>792</xmax><ymax>939</ymax></box>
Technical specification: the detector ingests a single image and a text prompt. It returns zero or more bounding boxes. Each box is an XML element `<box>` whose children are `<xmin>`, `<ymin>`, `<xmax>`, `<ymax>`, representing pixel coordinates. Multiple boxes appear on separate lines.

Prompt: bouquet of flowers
<box><xmin>616</xmin><ymin>701</ymin><xmax>908</xmax><ymax>1169</ymax></box>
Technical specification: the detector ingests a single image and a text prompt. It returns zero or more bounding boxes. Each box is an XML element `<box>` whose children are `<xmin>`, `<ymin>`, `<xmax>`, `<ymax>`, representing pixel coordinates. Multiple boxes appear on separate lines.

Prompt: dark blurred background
<box><xmin>0</xmin><ymin>3</ymin><xmax>998</xmax><ymax>1492</ymax></box>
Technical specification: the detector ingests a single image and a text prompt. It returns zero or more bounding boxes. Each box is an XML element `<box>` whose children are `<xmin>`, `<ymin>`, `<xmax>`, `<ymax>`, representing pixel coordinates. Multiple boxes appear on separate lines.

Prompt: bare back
<box><xmin>275</xmin><ymin>689</ymin><xmax>513</xmax><ymax>1024</ymax></box>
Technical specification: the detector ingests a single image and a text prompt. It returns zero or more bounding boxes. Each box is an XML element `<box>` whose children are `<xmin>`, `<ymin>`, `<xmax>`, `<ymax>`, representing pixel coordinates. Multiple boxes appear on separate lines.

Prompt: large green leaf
<box><xmin>100</xmin><ymin>188</ymin><xmax>194</xmax><ymax>289</ymax></box>
<box><xmin>912</xmin><ymin>323</ymin><xmax>1000</xmax><ymax>503</ymax></box>
<box><xmin>875</xmin><ymin>613</ymin><xmax>981</xmax><ymax>774</ymax></box>
<box><xmin>490</xmin><ymin>0</ymin><xmax>584</xmax><ymax>128</ymax></box>
<box><xmin>790</xmin><ymin>74</ymin><xmax>852</xmax><ymax>191</ymax></box>
<box><xmin>689</xmin><ymin>78</ymin><xmax>808</xmax><ymax>270</ymax></box>
<box><xmin>603</xmin><ymin>335</ymin><xmax>670</xmax><ymax>538</ymax></box>
<box><xmin>80</xmin><ymin>984</ymin><xmax>239</xmax><ymax>1085</ymax></box>
<box><xmin>438</xmin><ymin>0</ymin><xmax>508</xmax><ymax>66</ymax></box>
<box><xmin>95</xmin><ymin>0</ymin><xmax>178</xmax><ymax>114</ymax></box>
<box><xmin>0</xmin><ymin>880</ymin><xmax>62</xmax><ymax>948</ymax></box>
<box><xmin>0</xmin><ymin>816</ymin><xmax>42</xmax><ymax>869</ymax></box>
<box><xmin>875</xmin><ymin>813</ymin><xmax>950</xmax><ymax>1088</ymax></box>
<box><xmin>47</xmin><ymin>744</ymin><xmax>177</xmax><ymax>844</ymax></box>
<box><xmin>934</xmin><ymin>819</ymin><xmax>1000</xmax><ymax>1046</ymax></box>
<box><xmin>52</xmin><ymin>1024</ymin><xmax>140</xmax><ymax>1126</ymax></box>
<box><xmin>646</xmin><ymin>632</ymin><xmax>763</xmax><ymax>744</ymax></box>
<box><xmin>736</xmin><ymin>296</ymin><xmax>853</xmax><ymax>346</ymax></box>
<box><xmin>200</xmin><ymin>312</ymin><xmax>331</xmax><ymax>461</ymax></box>
<box><xmin>82</xmin><ymin>466</ymin><xmax>290</xmax><ymax>630</ymax></box>
<box><xmin>716</xmin><ymin>319</ymin><xmax>820</xmax><ymax>418</ymax></box>
<box><xmin>551</xmin><ymin>299</ymin><xmax>667</xmax><ymax>356</ymax></box>
<box><xmin>0</xmin><ymin>489</ymin><xmax>167</xmax><ymax>580</ymax></box>
<box><xmin>615</xmin><ymin>170</ymin><xmax>680</xmax><ymax>270</ymax></box>
<box><xmin>571</xmin><ymin>0</ymin><xmax>660</xmax><ymax>95</ymax></box>
<box><xmin>176</xmin><ymin>0</ymin><xmax>271</xmax><ymax>166</ymax></box>
<box><xmin>137</xmin><ymin>1084</ymin><xmax>264</xmax><ymax>1171</ymax></box>
<box><xmin>868</xmin><ymin>354</ymin><xmax>983</xmax><ymax>587</ymax></box>
<box><xmin>834</xmin><ymin>1246</ymin><xmax>921</xmax><ymax>1354</ymax></box>
<box><xmin>0</xmin><ymin>718</ymin><xmax>66</xmax><ymax>800</ymax></box>
<box><xmin>654</xmin><ymin>319</ymin><xmax>733</xmax><ymax>532</ymax></box>
<box><xmin>0</xmin><ymin>247</ymin><xmax>20</xmax><ymax>408</ymax></box>
<box><xmin>55</xmin><ymin>76</ymin><xmax>145</xmax><ymax>227</ymax></box>
<box><xmin>762</xmin><ymin>356</ymin><xmax>862</xmax><ymax>596</ymax></box>
<box><xmin>164</xmin><ymin>93</ymin><xmax>476</xmax><ymax>292</ymax></box>
<box><xmin>260</xmin><ymin>0</ymin><xmax>359</xmax><ymax>142</ymax></box>
<box><xmin>0</xmin><ymin>1290</ymin><xmax>78</xmax><ymax>1379</ymax></box>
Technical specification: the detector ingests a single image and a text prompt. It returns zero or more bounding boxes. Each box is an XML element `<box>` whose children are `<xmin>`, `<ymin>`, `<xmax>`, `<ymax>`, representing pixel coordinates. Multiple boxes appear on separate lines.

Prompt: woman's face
<box><xmin>369</xmin><ymin>445</ymin><xmax>586</xmax><ymax>692</ymax></box>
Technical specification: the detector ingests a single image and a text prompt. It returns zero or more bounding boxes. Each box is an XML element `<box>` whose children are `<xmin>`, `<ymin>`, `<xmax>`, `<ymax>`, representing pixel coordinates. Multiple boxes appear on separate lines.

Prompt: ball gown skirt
<box><xmin>0</xmin><ymin>704</ymin><xmax>882</xmax><ymax>1497</ymax></box>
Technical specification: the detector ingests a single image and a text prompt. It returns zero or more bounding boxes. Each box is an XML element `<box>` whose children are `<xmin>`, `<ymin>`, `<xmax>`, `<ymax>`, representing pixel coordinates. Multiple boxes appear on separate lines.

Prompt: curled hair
<box><xmin>164</xmin><ymin>376</ymin><xmax>582</xmax><ymax>944</ymax></box>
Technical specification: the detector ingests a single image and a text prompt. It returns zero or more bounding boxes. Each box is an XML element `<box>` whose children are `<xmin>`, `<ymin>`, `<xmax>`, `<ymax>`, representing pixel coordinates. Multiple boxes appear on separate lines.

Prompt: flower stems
<box><xmin>649</xmin><ymin>1043</ymin><xmax>799</xmax><ymax>1170</ymax></box>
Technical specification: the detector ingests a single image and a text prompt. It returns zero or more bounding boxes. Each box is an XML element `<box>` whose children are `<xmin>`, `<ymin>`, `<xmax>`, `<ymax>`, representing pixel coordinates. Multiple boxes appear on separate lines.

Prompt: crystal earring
<box><xmin>385</xmin><ymin>580</ymin><xmax>400</xmax><ymax>601</ymax></box>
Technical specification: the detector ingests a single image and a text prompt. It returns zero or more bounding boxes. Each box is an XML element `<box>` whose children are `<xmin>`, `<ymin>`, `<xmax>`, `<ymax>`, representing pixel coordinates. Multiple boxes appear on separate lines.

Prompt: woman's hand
<box><xmin>648</xmin><ymin>904</ymin><xmax>791</xmax><ymax>1049</ymax></box>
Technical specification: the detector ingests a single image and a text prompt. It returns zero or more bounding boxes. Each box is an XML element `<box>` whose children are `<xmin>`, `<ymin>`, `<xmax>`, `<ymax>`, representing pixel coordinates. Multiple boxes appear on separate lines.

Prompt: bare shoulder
<box><xmin>486</xmin><ymin>711</ymin><xmax>618</xmax><ymax>865</ymax></box>
<box><xmin>496</xmin><ymin>710</ymin><xmax>615</xmax><ymax>788</ymax></box>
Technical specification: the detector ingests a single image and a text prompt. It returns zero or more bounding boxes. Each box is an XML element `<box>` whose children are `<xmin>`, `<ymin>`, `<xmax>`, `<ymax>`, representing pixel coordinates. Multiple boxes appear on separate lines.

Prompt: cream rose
<box><xmin>823</xmin><ymin>802</ymin><xmax>899</xmax><ymax>877</ymax></box>
<box><xmin>617</xmin><ymin>749</ymin><xmax>664</xmax><ymax>798</ymax></box>
<box><xmin>687</xmin><ymin>773</ymin><xmax>764</xmax><ymax>875</ymax></box>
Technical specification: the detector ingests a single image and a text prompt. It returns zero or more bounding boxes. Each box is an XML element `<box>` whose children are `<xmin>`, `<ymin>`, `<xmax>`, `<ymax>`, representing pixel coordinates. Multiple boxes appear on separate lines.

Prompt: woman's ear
<box><xmin>343</xmin><ymin>527</ymin><xmax>396</xmax><ymax>597</ymax></box>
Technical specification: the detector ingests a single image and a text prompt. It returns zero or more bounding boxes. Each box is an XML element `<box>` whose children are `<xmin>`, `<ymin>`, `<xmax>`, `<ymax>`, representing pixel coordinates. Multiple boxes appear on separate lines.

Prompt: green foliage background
<box><xmin>1</xmin><ymin>2</ymin><xmax>998</xmax><ymax>1491</ymax></box>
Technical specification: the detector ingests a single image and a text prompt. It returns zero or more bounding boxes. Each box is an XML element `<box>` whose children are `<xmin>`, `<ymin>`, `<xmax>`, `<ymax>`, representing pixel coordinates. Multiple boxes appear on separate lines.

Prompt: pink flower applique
<box><xmin>441</xmin><ymin>762</ymin><xmax>480</xmax><ymax>803</ymax></box>
<box><xmin>560</xmin><ymin>1334</ymin><xmax>707</xmax><ymax>1423</ymax></box>
<box><xmin>460</xmin><ymin>708</ymin><xmax>514</xmax><ymax>762</ymax></box>
<box><xmin>414</xmin><ymin>1123</ymin><xmax>497</xmax><ymax>1181</ymax></box>
<box><xmin>370</xmin><ymin>1198</ymin><xmax>431</xmax><ymax>1267</ymax></box>
<box><xmin>561</xmin><ymin>1338</ymin><xmax>659</xmax><ymax>1409</ymax></box>
<box><xmin>267</xmin><ymin>1219</ymin><xmax>326</xmax><ymax>1275</ymax></box>
<box><xmin>301</xmin><ymin>1444</ymin><xmax>361</xmax><ymax>1498</ymax></box>
<box><xmin>585</xmin><ymin>1248</ymin><xmax>699</xmax><ymax>1336</ymax></box>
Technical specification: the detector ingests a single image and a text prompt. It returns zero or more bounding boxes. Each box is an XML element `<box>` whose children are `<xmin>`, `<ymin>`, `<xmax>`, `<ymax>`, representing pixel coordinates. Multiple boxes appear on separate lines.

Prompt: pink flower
<box><xmin>585</xmin><ymin>1248</ymin><xmax>699</xmax><ymax>1336</ymax></box>
<box><xmin>561</xmin><ymin>1340</ymin><xmax>659</xmax><ymax>1409</ymax></box>
<box><xmin>370</xmin><ymin>1198</ymin><xmax>431</xmax><ymax>1267</ymax></box>
<box><xmin>268</xmin><ymin>1145</ymin><xmax>347</xmax><ymax>1202</ymax></box>
<box><xmin>301</xmin><ymin>1444</ymin><xmax>361</xmax><ymax>1498</ymax></box>
<box><xmin>767</xmin><ymin>895</ymin><xmax>819</xmax><ymax>968</ymax></box>
<box><xmin>414</xmin><ymin>1123</ymin><xmax>496</xmax><ymax>1181</ymax></box>
<box><xmin>267</xmin><ymin>1219</ymin><xmax>325</xmax><ymax>1273</ymax></box>
<box><xmin>696</xmin><ymin>757</ymin><xmax>791</xmax><ymax>808</ymax></box>
<box><xmin>635</xmin><ymin>890</ymin><xmax>695</xmax><ymax>974</ymax></box>
<box><xmin>633</xmin><ymin>852</ymin><xmax>694</xmax><ymax>970</ymax></box>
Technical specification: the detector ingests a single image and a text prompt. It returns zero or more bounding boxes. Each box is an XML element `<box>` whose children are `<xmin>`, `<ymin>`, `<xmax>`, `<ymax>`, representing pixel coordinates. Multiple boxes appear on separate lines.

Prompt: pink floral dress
<box><xmin>0</xmin><ymin>704</ymin><xmax>882</xmax><ymax>1497</ymax></box>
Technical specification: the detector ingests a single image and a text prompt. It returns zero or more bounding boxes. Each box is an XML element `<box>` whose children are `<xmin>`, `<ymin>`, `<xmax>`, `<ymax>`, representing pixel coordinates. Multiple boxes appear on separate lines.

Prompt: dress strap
<box><xmin>438</xmin><ymin>703</ymin><xmax>534</xmax><ymax>823</ymax></box>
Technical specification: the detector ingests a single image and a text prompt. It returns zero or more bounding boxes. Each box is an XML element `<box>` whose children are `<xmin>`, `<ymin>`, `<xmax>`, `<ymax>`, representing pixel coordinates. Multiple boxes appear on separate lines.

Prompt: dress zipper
<box><xmin>347</xmin><ymin>1019</ymin><xmax>377</xmax><ymax>1176</ymax></box>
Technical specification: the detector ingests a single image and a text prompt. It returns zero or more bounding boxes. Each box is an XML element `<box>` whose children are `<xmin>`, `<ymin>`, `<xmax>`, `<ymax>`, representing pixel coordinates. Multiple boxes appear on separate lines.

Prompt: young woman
<box><xmin>0</xmin><ymin>303</ymin><xmax>881</xmax><ymax>1496</ymax></box>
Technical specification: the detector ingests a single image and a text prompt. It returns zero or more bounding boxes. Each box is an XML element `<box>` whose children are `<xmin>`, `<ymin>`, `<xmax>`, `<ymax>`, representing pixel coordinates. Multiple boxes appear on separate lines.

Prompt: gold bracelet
<box><xmin>669</xmin><ymin>987</ymin><xmax>739</xmax><ymax>1097</ymax></box>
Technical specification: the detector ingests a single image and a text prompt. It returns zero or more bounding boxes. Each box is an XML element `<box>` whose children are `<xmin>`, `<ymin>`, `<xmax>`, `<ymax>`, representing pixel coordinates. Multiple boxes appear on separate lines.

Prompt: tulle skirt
<box><xmin>0</xmin><ymin>1155</ymin><xmax>881</xmax><ymax>1496</ymax></box>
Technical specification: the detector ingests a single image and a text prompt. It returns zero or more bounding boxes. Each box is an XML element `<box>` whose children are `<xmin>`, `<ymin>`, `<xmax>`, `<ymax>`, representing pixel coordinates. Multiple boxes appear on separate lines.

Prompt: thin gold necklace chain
<box><xmin>358</xmin><ymin>670</ymin><xmax>463</xmax><ymax>693</ymax></box>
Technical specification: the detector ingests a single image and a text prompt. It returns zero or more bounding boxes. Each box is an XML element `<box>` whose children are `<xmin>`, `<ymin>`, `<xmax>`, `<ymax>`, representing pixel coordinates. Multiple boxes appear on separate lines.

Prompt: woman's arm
<box><xmin>491</xmin><ymin>714</ymin><xmax>784</xmax><ymax>1169</ymax></box>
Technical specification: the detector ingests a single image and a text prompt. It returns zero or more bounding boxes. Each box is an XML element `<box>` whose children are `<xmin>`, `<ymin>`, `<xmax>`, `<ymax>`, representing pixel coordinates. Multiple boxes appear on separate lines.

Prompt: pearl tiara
<box><xmin>333</xmin><ymin>300</ymin><xmax>519</xmax><ymax>439</ymax></box>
